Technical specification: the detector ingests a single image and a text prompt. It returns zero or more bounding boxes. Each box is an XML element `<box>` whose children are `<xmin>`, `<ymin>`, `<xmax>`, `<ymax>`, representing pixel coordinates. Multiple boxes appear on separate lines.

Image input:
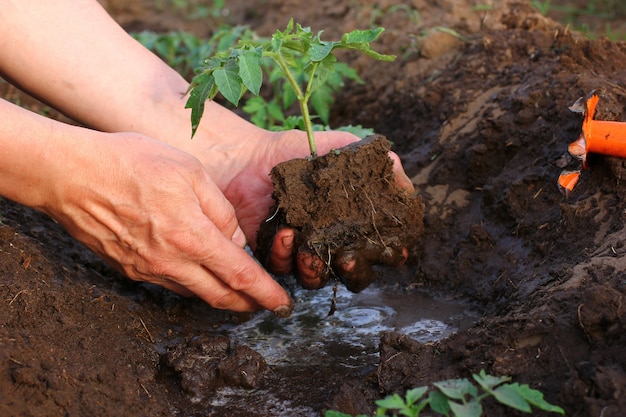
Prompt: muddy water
<box><xmin>209</xmin><ymin>283</ymin><xmax>478</xmax><ymax>416</ymax></box>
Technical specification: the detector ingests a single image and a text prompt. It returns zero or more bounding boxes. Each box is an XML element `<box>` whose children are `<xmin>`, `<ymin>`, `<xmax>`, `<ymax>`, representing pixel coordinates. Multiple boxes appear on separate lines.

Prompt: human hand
<box><xmin>189</xmin><ymin>115</ymin><xmax>415</xmax><ymax>290</ymax></box>
<box><xmin>42</xmin><ymin>131</ymin><xmax>292</xmax><ymax>314</ymax></box>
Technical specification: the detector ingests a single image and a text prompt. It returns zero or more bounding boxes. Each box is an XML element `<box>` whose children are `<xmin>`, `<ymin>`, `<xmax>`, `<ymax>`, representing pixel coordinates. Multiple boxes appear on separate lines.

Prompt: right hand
<box><xmin>42</xmin><ymin>131</ymin><xmax>292</xmax><ymax>314</ymax></box>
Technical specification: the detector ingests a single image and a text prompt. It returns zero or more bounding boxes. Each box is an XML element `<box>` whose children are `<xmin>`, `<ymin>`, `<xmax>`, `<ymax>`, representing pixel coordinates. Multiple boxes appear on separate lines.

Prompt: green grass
<box><xmin>536</xmin><ymin>0</ymin><xmax>626</xmax><ymax>40</ymax></box>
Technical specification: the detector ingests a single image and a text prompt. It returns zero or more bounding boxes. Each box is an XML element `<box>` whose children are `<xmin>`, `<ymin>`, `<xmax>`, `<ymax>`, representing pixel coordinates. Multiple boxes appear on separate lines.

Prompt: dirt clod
<box><xmin>256</xmin><ymin>134</ymin><xmax>424</xmax><ymax>292</ymax></box>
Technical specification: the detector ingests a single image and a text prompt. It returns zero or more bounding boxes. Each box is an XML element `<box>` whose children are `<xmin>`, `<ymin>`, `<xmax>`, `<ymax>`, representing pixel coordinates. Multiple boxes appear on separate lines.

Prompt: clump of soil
<box><xmin>165</xmin><ymin>334</ymin><xmax>267</xmax><ymax>402</ymax></box>
<box><xmin>255</xmin><ymin>134</ymin><xmax>424</xmax><ymax>292</ymax></box>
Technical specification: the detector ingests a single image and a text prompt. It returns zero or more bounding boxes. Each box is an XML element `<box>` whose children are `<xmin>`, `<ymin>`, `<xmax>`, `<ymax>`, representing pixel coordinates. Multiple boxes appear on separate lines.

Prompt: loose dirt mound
<box><xmin>1</xmin><ymin>1</ymin><xmax>626</xmax><ymax>416</ymax></box>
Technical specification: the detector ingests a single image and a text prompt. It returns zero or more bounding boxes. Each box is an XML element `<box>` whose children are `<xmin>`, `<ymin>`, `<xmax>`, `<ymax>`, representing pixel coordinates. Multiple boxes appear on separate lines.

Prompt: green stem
<box><xmin>271</xmin><ymin>52</ymin><xmax>318</xmax><ymax>158</ymax></box>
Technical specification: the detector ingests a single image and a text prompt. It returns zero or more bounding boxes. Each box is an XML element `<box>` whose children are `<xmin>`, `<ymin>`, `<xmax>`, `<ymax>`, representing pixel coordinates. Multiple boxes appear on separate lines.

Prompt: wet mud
<box><xmin>2</xmin><ymin>0</ymin><xmax>626</xmax><ymax>416</ymax></box>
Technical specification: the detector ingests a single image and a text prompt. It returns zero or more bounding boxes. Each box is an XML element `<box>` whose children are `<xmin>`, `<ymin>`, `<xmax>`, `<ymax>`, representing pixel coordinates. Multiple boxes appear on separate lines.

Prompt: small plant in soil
<box><xmin>325</xmin><ymin>369</ymin><xmax>565</xmax><ymax>417</ymax></box>
<box><xmin>185</xmin><ymin>18</ymin><xmax>395</xmax><ymax>151</ymax></box>
<box><xmin>186</xmin><ymin>20</ymin><xmax>424</xmax><ymax>295</ymax></box>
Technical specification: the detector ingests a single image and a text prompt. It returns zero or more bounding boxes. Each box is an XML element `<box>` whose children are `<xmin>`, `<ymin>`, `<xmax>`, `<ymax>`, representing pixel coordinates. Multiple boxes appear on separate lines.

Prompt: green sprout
<box><xmin>325</xmin><ymin>370</ymin><xmax>564</xmax><ymax>417</ymax></box>
<box><xmin>185</xmin><ymin>18</ymin><xmax>395</xmax><ymax>157</ymax></box>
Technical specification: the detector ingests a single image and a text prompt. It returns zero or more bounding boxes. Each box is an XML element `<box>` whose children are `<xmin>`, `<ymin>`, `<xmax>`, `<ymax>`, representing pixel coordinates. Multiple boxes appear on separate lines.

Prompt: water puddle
<box><xmin>208</xmin><ymin>284</ymin><xmax>478</xmax><ymax>416</ymax></box>
<box><xmin>226</xmin><ymin>284</ymin><xmax>477</xmax><ymax>367</ymax></box>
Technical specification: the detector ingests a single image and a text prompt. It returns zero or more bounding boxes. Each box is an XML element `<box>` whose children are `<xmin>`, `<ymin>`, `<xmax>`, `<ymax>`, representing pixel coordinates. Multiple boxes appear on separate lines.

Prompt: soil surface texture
<box><xmin>2</xmin><ymin>1</ymin><xmax>626</xmax><ymax>416</ymax></box>
<box><xmin>256</xmin><ymin>134</ymin><xmax>424</xmax><ymax>292</ymax></box>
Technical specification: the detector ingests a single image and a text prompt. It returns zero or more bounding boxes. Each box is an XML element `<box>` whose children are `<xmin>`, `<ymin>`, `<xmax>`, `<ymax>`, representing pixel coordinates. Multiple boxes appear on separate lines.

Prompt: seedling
<box><xmin>185</xmin><ymin>19</ymin><xmax>396</xmax><ymax>157</ymax></box>
<box><xmin>325</xmin><ymin>370</ymin><xmax>564</xmax><ymax>417</ymax></box>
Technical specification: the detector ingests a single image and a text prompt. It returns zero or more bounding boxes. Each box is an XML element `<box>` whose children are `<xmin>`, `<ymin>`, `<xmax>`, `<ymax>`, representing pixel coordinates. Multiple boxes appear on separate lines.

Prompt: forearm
<box><xmin>0</xmin><ymin>0</ymin><xmax>193</xmax><ymax>141</ymax></box>
<box><xmin>0</xmin><ymin>0</ymin><xmax>267</xmax><ymax>177</ymax></box>
<box><xmin>0</xmin><ymin>98</ymin><xmax>79</xmax><ymax>211</ymax></box>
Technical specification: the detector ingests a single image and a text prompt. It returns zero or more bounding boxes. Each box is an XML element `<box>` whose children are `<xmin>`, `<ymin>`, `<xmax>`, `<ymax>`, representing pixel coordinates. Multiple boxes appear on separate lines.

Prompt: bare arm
<box><xmin>0</xmin><ymin>0</ymin><xmax>190</xmax><ymax>137</ymax></box>
<box><xmin>0</xmin><ymin>97</ymin><xmax>293</xmax><ymax>313</ymax></box>
<box><xmin>0</xmin><ymin>0</ymin><xmax>414</xmax><ymax>304</ymax></box>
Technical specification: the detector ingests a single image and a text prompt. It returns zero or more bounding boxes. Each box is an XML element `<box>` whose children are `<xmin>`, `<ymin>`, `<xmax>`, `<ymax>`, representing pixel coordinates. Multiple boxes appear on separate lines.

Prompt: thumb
<box><xmin>194</xmin><ymin>170</ymin><xmax>247</xmax><ymax>247</ymax></box>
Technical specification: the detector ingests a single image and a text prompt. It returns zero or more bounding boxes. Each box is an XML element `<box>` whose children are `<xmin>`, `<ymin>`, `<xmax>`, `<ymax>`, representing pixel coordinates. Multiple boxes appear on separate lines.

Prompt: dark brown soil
<box><xmin>2</xmin><ymin>0</ymin><xmax>626</xmax><ymax>416</ymax></box>
<box><xmin>255</xmin><ymin>135</ymin><xmax>424</xmax><ymax>292</ymax></box>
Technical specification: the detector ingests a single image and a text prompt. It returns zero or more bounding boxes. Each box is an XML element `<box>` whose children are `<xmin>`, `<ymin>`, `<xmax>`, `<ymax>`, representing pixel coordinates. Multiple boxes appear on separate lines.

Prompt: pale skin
<box><xmin>0</xmin><ymin>0</ymin><xmax>414</xmax><ymax>314</ymax></box>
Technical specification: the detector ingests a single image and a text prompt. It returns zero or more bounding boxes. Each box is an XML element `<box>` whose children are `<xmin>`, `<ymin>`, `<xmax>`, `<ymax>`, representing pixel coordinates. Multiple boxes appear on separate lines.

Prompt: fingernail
<box><xmin>232</xmin><ymin>227</ymin><xmax>247</xmax><ymax>248</ymax></box>
<box><xmin>273</xmin><ymin>303</ymin><xmax>293</xmax><ymax>318</ymax></box>
<box><xmin>281</xmin><ymin>233</ymin><xmax>294</xmax><ymax>250</ymax></box>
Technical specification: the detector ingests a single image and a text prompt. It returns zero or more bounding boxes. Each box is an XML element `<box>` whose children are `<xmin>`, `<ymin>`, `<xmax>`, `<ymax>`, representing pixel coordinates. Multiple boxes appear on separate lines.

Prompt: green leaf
<box><xmin>492</xmin><ymin>384</ymin><xmax>532</xmax><ymax>413</ymax></box>
<box><xmin>375</xmin><ymin>393</ymin><xmax>407</xmax><ymax>410</ymax></box>
<box><xmin>428</xmin><ymin>391</ymin><xmax>452</xmax><ymax>415</ymax></box>
<box><xmin>309</xmin><ymin>40</ymin><xmax>336</xmax><ymax>62</ymax></box>
<box><xmin>472</xmin><ymin>370</ymin><xmax>510</xmax><ymax>391</ymax></box>
<box><xmin>185</xmin><ymin>72</ymin><xmax>215</xmax><ymax>137</ymax></box>
<box><xmin>404</xmin><ymin>387</ymin><xmax>428</xmax><ymax>406</ymax></box>
<box><xmin>241</xmin><ymin>95</ymin><xmax>266</xmax><ymax>113</ymax></box>
<box><xmin>267</xmin><ymin>101</ymin><xmax>285</xmax><ymax>122</ymax></box>
<box><xmin>333</xmin><ymin>125</ymin><xmax>375</xmax><ymax>139</ymax></box>
<box><xmin>324</xmin><ymin>411</ymin><xmax>355</xmax><ymax>417</ymax></box>
<box><xmin>309</xmin><ymin>56</ymin><xmax>335</xmax><ymax>96</ymax></box>
<box><xmin>448</xmin><ymin>399</ymin><xmax>483</xmax><ymax>417</ymax></box>
<box><xmin>310</xmin><ymin>85</ymin><xmax>332</xmax><ymax>124</ymax></box>
<box><xmin>238</xmin><ymin>48</ymin><xmax>263</xmax><ymax>95</ymax></box>
<box><xmin>341</xmin><ymin>27</ymin><xmax>385</xmax><ymax>44</ymax></box>
<box><xmin>513</xmin><ymin>383</ymin><xmax>565</xmax><ymax>414</ymax></box>
<box><xmin>433</xmin><ymin>378</ymin><xmax>477</xmax><ymax>401</ymax></box>
<box><xmin>213</xmin><ymin>66</ymin><xmax>243</xmax><ymax>106</ymax></box>
<box><xmin>348</xmin><ymin>44</ymin><xmax>396</xmax><ymax>62</ymax></box>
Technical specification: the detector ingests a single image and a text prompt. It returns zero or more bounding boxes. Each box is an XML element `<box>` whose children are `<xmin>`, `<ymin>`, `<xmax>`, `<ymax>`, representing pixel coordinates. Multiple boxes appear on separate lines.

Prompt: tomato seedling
<box><xmin>185</xmin><ymin>18</ymin><xmax>395</xmax><ymax>157</ymax></box>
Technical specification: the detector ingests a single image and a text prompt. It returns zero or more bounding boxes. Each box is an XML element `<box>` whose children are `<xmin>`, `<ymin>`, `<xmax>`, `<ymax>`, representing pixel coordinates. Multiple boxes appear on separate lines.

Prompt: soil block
<box><xmin>256</xmin><ymin>134</ymin><xmax>424</xmax><ymax>292</ymax></box>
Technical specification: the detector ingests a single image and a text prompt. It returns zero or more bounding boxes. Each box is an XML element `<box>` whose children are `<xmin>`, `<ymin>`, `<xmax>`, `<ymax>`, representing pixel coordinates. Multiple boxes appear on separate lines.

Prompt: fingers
<box><xmin>295</xmin><ymin>248</ymin><xmax>330</xmax><ymax>290</ymax></box>
<box><xmin>193</xmin><ymin>168</ymin><xmax>248</xmax><ymax>247</ymax></box>
<box><xmin>387</xmin><ymin>151</ymin><xmax>415</xmax><ymax>194</ymax></box>
<box><xmin>333</xmin><ymin>250</ymin><xmax>375</xmax><ymax>293</ymax></box>
<box><xmin>267</xmin><ymin>227</ymin><xmax>295</xmax><ymax>275</ymax></box>
<box><xmin>198</xmin><ymin>236</ymin><xmax>293</xmax><ymax>313</ymax></box>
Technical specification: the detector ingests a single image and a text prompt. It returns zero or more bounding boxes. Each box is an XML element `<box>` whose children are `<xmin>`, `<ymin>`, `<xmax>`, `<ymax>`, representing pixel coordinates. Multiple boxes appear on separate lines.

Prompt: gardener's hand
<box><xmin>181</xmin><ymin>107</ymin><xmax>414</xmax><ymax>288</ymax></box>
<box><xmin>37</xmin><ymin>128</ymin><xmax>293</xmax><ymax>314</ymax></box>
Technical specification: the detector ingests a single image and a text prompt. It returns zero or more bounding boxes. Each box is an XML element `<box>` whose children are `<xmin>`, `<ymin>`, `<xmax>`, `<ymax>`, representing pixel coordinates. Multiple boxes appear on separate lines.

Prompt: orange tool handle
<box><xmin>586</xmin><ymin>120</ymin><xmax>626</xmax><ymax>158</ymax></box>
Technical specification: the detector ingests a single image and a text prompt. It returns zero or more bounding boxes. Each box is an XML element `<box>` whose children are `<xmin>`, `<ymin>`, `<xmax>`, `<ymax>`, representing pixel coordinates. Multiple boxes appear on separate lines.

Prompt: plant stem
<box><xmin>271</xmin><ymin>51</ymin><xmax>318</xmax><ymax>157</ymax></box>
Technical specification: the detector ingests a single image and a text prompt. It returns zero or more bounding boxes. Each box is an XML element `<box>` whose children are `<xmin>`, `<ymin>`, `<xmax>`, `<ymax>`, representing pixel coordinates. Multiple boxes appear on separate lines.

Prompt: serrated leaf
<box><xmin>492</xmin><ymin>384</ymin><xmax>532</xmax><ymax>413</ymax></box>
<box><xmin>448</xmin><ymin>399</ymin><xmax>483</xmax><ymax>417</ymax></box>
<box><xmin>341</xmin><ymin>27</ymin><xmax>385</xmax><ymax>44</ymax></box>
<box><xmin>185</xmin><ymin>72</ymin><xmax>215</xmax><ymax>137</ymax></box>
<box><xmin>238</xmin><ymin>48</ymin><xmax>263</xmax><ymax>95</ymax></box>
<box><xmin>309</xmin><ymin>56</ymin><xmax>335</xmax><ymax>96</ymax></box>
<box><xmin>512</xmin><ymin>384</ymin><xmax>565</xmax><ymax>414</ymax></box>
<box><xmin>213</xmin><ymin>66</ymin><xmax>243</xmax><ymax>106</ymax></box>
<box><xmin>334</xmin><ymin>62</ymin><xmax>362</xmax><ymax>84</ymax></box>
<box><xmin>472</xmin><ymin>370</ymin><xmax>510</xmax><ymax>391</ymax></box>
<box><xmin>434</xmin><ymin>378</ymin><xmax>476</xmax><ymax>401</ymax></box>
<box><xmin>347</xmin><ymin>44</ymin><xmax>396</xmax><ymax>62</ymax></box>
